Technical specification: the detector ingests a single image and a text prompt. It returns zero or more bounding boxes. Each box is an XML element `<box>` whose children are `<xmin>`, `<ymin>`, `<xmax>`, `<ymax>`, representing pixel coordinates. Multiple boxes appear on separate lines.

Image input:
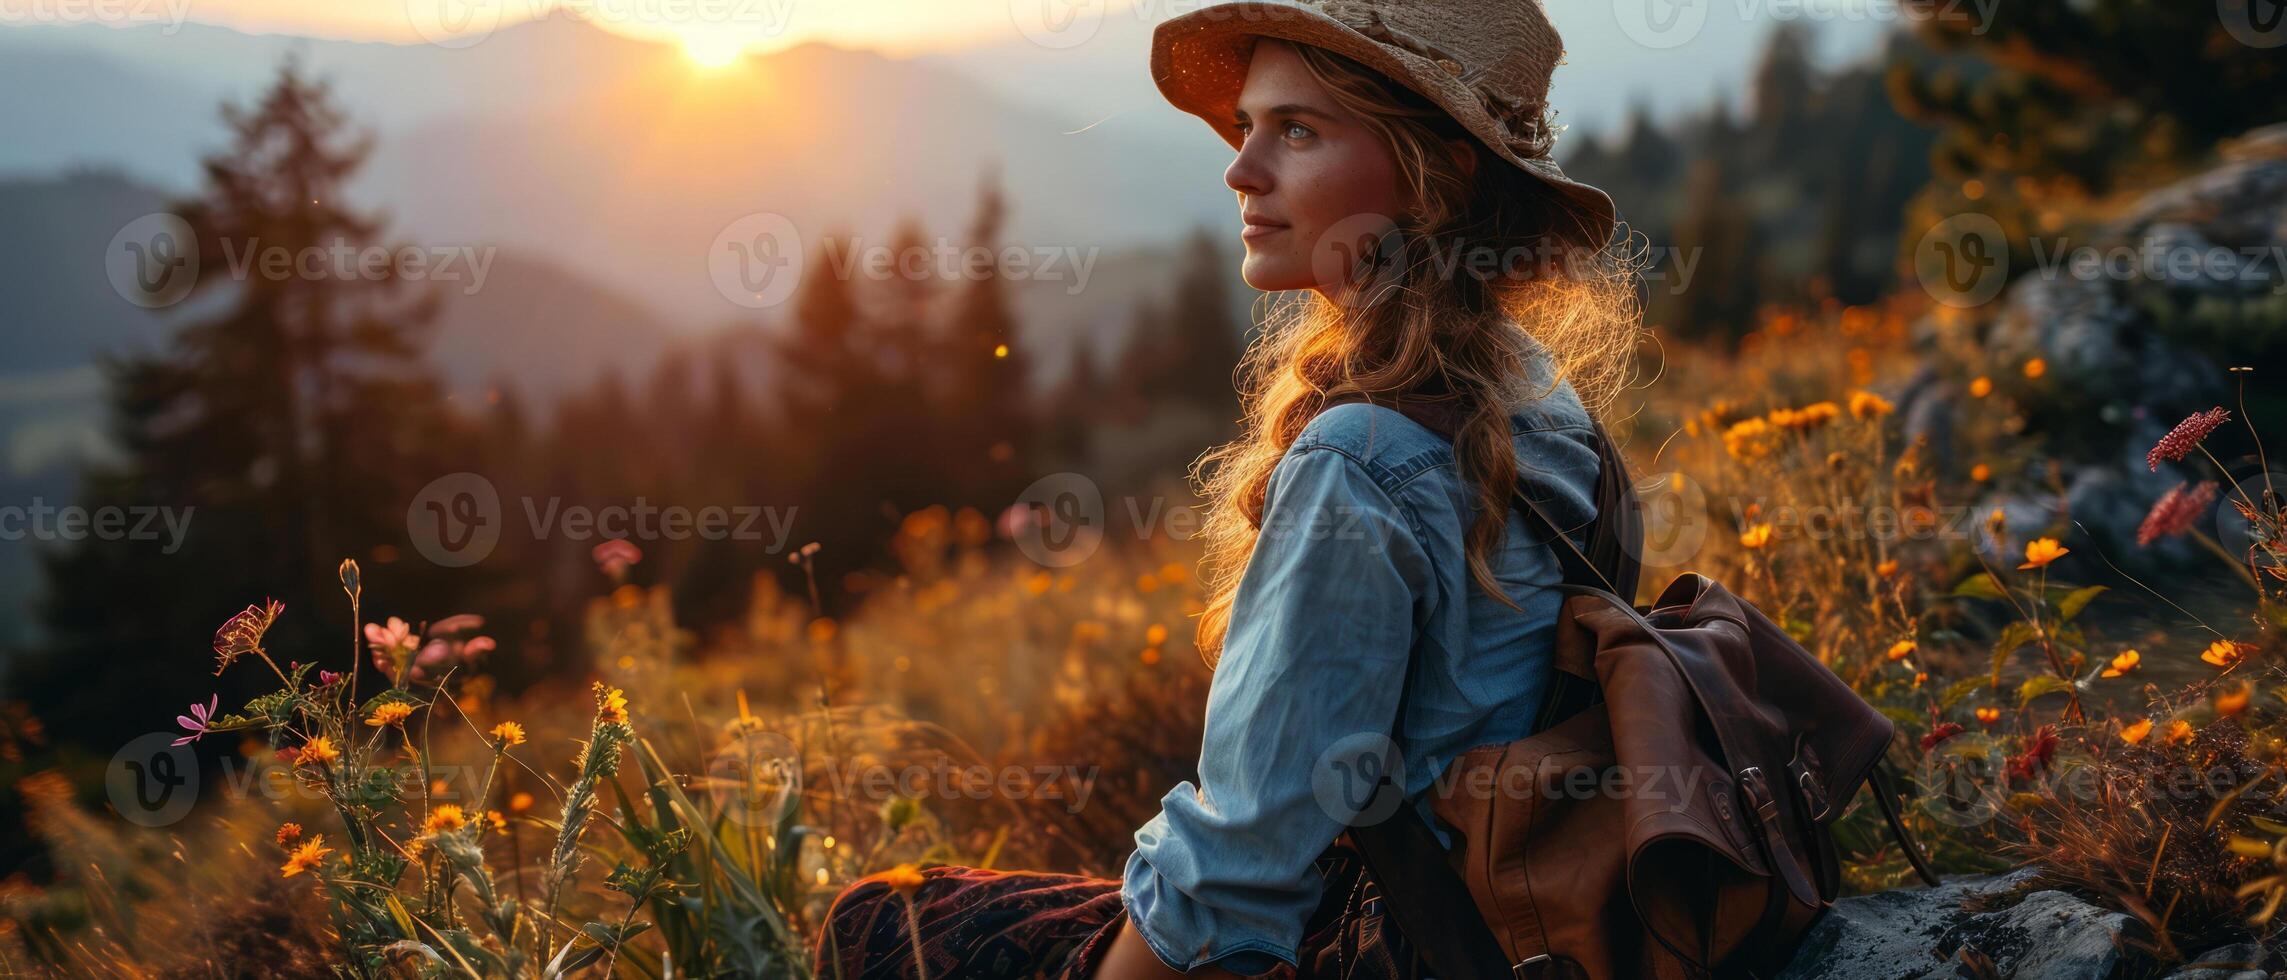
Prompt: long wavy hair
<box><xmin>1189</xmin><ymin>41</ymin><xmax>1646</xmax><ymax>667</ymax></box>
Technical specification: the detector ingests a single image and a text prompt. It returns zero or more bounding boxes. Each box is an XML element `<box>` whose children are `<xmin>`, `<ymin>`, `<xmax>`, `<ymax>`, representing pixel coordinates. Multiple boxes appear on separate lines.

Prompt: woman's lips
<box><xmin>1241</xmin><ymin>221</ymin><xmax>1289</xmax><ymax>240</ymax></box>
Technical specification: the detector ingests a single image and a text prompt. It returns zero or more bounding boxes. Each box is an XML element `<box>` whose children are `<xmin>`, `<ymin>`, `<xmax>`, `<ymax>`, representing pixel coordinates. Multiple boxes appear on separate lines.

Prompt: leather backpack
<box><xmin>1325</xmin><ymin>395</ymin><xmax>1941</xmax><ymax>980</ymax></box>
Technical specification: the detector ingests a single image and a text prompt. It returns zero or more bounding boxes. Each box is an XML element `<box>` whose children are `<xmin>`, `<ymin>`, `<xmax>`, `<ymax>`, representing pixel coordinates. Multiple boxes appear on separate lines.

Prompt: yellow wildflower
<box><xmin>1847</xmin><ymin>390</ymin><xmax>1894</xmax><ymax>420</ymax></box>
<box><xmin>1739</xmin><ymin>523</ymin><xmax>1774</xmax><ymax>550</ymax></box>
<box><xmin>490</xmin><ymin>721</ymin><xmax>527</xmax><ymax>746</ymax></box>
<box><xmin>1885</xmin><ymin>639</ymin><xmax>1917</xmax><ymax>662</ymax></box>
<box><xmin>2018</xmin><ymin>537</ymin><xmax>2068</xmax><ymax>570</ymax></box>
<box><xmin>2100</xmin><ymin>649</ymin><xmax>2141</xmax><ymax>679</ymax></box>
<box><xmin>423</xmin><ymin>804</ymin><xmax>468</xmax><ymax>835</ymax></box>
<box><xmin>2164</xmin><ymin>719</ymin><xmax>2195</xmax><ymax>745</ymax></box>
<box><xmin>2120</xmin><ymin>718</ymin><xmax>2153</xmax><ymax>745</ymax></box>
<box><xmin>2202</xmin><ymin>639</ymin><xmax>2251</xmax><ymax>669</ymax></box>
<box><xmin>298</xmin><ymin>736</ymin><xmax>340</xmax><ymax>767</ymax></box>
<box><xmin>281</xmin><ymin>834</ymin><xmax>333</xmax><ymax>878</ymax></box>
<box><xmin>595</xmin><ymin>683</ymin><xmax>629</xmax><ymax>725</ymax></box>
<box><xmin>365</xmin><ymin>701</ymin><xmax>414</xmax><ymax>728</ymax></box>
<box><xmin>1974</xmin><ymin>706</ymin><xmax>2001</xmax><ymax>725</ymax></box>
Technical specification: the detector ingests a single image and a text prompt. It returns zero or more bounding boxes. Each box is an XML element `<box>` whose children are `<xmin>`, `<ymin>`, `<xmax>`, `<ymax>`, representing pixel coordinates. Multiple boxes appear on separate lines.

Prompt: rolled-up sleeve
<box><xmin>1121</xmin><ymin>444</ymin><xmax>1435</xmax><ymax>974</ymax></box>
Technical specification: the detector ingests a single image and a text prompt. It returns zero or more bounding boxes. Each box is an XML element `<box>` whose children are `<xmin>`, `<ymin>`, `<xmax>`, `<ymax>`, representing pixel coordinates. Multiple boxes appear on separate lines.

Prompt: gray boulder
<box><xmin>1778</xmin><ymin>870</ymin><xmax>2135</xmax><ymax>980</ymax></box>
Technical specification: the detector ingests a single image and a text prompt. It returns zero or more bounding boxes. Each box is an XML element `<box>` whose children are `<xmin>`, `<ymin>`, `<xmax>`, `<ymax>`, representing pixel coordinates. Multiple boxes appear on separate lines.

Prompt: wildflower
<box><xmin>2120</xmin><ymin>718</ymin><xmax>2154</xmax><ymax>745</ymax></box>
<box><xmin>365</xmin><ymin>701</ymin><xmax>415</xmax><ymax>728</ymax></box>
<box><xmin>596</xmin><ymin>683</ymin><xmax>630</xmax><ymax>726</ymax></box>
<box><xmin>1919</xmin><ymin>722</ymin><xmax>1964</xmax><ymax>751</ymax></box>
<box><xmin>1975</xmin><ymin>706</ymin><xmax>2002</xmax><ymax>725</ymax></box>
<box><xmin>2216</xmin><ymin>683</ymin><xmax>2254</xmax><ymax>717</ymax></box>
<box><xmin>486</xmin><ymin>810</ymin><xmax>508</xmax><ymax>833</ymax></box>
<box><xmin>2147</xmin><ymin>407</ymin><xmax>2230</xmax><ymax>471</ymax></box>
<box><xmin>2022</xmin><ymin>357</ymin><xmax>2046</xmax><ymax>379</ymax></box>
<box><xmin>280</xmin><ymin>835</ymin><xmax>333</xmax><ymax>878</ymax></box>
<box><xmin>509</xmin><ymin>791</ymin><xmax>534</xmax><ymax>813</ymax></box>
<box><xmin>1971</xmin><ymin>463</ymin><xmax>1991</xmax><ymax>482</ymax></box>
<box><xmin>2007</xmin><ymin>725</ymin><xmax>2058</xmax><ymax>780</ymax></box>
<box><xmin>406</xmin><ymin>616</ymin><xmax>494</xmax><ymax>686</ymax></box>
<box><xmin>2165</xmin><ymin>719</ymin><xmax>2195</xmax><ymax>745</ymax></box>
<box><xmin>1968</xmin><ymin>376</ymin><xmax>1992</xmax><ymax>398</ymax></box>
<box><xmin>592</xmin><ymin>539</ymin><xmax>643</xmax><ymax>578</ymax></box>
<box><xmin>1739</xmin><ymin>523</ymin><xmax>1774</xmax><ymax>550</ymax></box>
<box><xmin>1986</xmin><ymin>508</ymin><xmax>2009</xmax><ymax>540</ymax></box>
<box><xmin>879</xmin><ymin>862</ymin><xmax>926</xmax><ymax>898</ymax></box>
<box><xmin>2100</xmin><ymin>649</ymin><xmax>2141</xmax><ymax>678</ymax></box>
<box><xmin>1847</xmin><ymin>390</ymin><xmax>1893</xmax><ymax>420</ymax></box>
<box><xmin>366</xmin><ymin>617</ymin><xmax>418</xmax><ymax>677</ymax></box>
<box><xmin>316</xmin><ymin>669</ymin><xmax>344</xmax><ymax>687</ymax></box>
<box><xmin>1885</xmin><ymin>639</ymin><xmax>1916</xmax><ymax>662</ymax></box>
<box><xmin>2203</xmin><ymin>639</ymin><xmax>2252</xmax><ymax>669</ymax></box>
<box><xmin>1876</xmin><ymin>558</ymin><xmax>1900</xmax><ymax>579</ymax></box>
<box><xmin>297</xmin><ymin>736</ymin><xmax>340</xmax><ymax>767</ymax></box>
<box><xmin>2136</xmin><ymin>481</ymin><xmax>2219</xmax><ymax>547</ymax></box>
<box><xmin>275</xmin><ymin>823</ymin><xmax>303</xmax><ymax>847</ymax></box>
<box><xmin>2018</xmin><ymin>537</ymin><xmax>2069</xmax><ymax>570</ymax></box>
<box><xmin>1769</xmin><ymin>402</ymin><xmax>1841</xmax><ymax>432</ymax></box>
<box><xmin>1722</xmin><ymin>418</ymin><xmax>1777</xmax><ymax>461</ymax></box>
<box><xmin>490</xmin><ymin>721</ymin><xmax>527</xmax><ymax>746</ymax></box>
<box><xmin>173</xmin><ymin>694</ymin><xmax>220</xmax><ymax>746</ymax></box>
<box><xmin>213</xmin><ymin>599</ymin><xmax>284</xmax><ymax>675</ymax></box>
<box><xmin>423</xmin><ymin>804</ymin><xmax>468</xmax><ymax>835</ymax></box>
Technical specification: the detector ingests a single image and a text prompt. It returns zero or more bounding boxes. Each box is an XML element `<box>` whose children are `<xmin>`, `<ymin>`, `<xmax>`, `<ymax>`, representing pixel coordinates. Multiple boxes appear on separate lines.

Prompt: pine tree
<box><xmin>19</xmin><ymin>60</ymin><xmax>463</xmax><ymax>748</ymax></box>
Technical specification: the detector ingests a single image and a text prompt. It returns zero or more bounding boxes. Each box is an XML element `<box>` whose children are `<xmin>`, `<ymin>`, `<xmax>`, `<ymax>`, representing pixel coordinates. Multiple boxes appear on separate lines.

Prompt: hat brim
<box><xmin>1149</xmin><ymin>0</ymin><xmax>1616</xmax><ymax>249</ymax></box>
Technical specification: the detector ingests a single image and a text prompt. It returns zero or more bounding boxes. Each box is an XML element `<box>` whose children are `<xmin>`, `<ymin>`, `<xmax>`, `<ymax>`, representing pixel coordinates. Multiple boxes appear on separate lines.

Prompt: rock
<box><xmin>1777</xmin><ymin>870</ymin><xmax>2135</xmax><ymax>980</ymax></box>
<box><xmin>2161</xmin><ymin>942</ymin><xmax>2274</xmax><ymax>980</ymax></box>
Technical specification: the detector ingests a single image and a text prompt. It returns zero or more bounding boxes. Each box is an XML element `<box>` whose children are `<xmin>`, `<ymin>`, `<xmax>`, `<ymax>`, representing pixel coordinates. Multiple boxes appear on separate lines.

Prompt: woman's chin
<box><xmin>1238</xmin><ymin>255</ymin><xmax>1309</xmax><ymax>293</ymax></box>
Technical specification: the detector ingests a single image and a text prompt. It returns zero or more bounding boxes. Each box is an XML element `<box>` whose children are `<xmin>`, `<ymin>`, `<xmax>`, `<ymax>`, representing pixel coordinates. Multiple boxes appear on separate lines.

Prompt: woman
<box><xmin>818</xmin><ymin>1</ymin><xmax>1641</xmax><ymax>976</ymax></box>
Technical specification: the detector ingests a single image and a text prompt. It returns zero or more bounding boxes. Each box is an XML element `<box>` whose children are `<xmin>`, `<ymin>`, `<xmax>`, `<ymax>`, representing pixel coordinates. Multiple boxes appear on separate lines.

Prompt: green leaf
<box><xmin>2017</xmin><ymin>675</ymin><xmax>2076</xmax><ymax>707</ymax></box>
<box><xmin>1990</xmin><ymin>621</ymin><xmax>2038</xmax><ymax>685</ymax></box>
<box><xmin>1938</xmin><ymin>677</ymin><xmax>1985</xmax><ymax>712</ymax></box>
<box><xmin>1953</xmin><ymin>571</ymin><xmax>2008</xmax><ymax>600</ymax></box>
<box><xmin>2055</xmin><ymin>585</ymin><xmax>2108</xmax><ymax>623</ymax></box>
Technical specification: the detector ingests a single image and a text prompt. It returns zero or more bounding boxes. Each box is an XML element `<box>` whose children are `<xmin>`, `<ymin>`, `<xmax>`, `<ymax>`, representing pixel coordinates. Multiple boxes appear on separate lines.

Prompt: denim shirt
<box><xmin>1120</xmin><ymin>377</ymin><xmax>1604</xmax><ymax>976</ymax></box>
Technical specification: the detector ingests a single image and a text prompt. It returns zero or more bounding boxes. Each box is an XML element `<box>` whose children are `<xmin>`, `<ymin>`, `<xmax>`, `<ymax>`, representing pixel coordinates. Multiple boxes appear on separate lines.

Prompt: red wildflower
<box><xmin>2137</xmin><ymin>481</ymin><xmax>2219</xmax><ymax>547</ymax></box>
<box><xmin>1919</xmin><ymin>722</ymin><xmax>1965</xmax><ymax>751</ymax></box>
<box><xmin>2148</xmin><ymin>407</ymin><xmax>2230</xmax><ymax>471</ymax></box>
<box><xmin>2006</xmin><ymin>724</ymin><xmax>2059</xmax><ymax>781</ymax></box>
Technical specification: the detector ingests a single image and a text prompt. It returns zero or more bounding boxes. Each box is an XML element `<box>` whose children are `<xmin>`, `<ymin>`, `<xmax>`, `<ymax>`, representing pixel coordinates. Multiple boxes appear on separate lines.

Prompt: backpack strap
<box><xmin>1324</xmin><ymin>392</ymin><xmax>1643</xmax><ymax>980</ymax></box>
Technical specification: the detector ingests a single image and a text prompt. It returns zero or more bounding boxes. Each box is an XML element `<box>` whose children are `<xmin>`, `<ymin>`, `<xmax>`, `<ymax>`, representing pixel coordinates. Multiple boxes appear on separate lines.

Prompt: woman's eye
<box><xmin>1282</xmin><ymin>121</ymin><xmax>1314</xmax><ymax>140</ymax></box>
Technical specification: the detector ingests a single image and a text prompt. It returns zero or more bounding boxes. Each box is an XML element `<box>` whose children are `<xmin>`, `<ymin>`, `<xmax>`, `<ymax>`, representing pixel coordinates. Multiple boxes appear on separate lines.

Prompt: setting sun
<box><xmin>682</xmin><ymin>32</ymin><xmax>747</xmax><ymax>69</ymax></box>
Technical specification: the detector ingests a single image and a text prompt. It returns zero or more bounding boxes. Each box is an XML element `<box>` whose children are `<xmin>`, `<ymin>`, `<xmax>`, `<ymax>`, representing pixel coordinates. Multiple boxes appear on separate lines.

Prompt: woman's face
<box><xmin>1223</xmin><ymin>39</ymin><xmax>1408</xmax><ymax>295</ymax></box>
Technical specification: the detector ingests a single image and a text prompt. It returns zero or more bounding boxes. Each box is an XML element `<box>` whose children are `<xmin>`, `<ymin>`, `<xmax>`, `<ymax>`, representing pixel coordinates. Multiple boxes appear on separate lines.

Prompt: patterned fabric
<box><xmin>815</xmin><ymin>842</ymin><xmax>1422</xmax><ymax>980</ymax></box>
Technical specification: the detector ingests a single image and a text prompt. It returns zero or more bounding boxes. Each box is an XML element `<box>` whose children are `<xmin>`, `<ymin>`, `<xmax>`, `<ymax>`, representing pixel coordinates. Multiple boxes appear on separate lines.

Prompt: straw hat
<box><xmin>1150</xmin><ymin>0</ymin><xmax>1616</xmax><ymax>248</ymax></box>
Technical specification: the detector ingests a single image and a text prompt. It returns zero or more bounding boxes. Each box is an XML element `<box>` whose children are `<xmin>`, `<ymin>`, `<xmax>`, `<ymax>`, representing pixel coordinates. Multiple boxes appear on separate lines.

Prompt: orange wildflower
<box><xmin>1885</xmin><ymin>639</ymin><xmax>1917</xmax><ymax>662</ymax></box>
<box><xmin>2100</xmin><ymin>649</ymin><xmax>2141</xmax><ymax>678</ymax></box>
<box><xmin>423</xmin><ymin>804</ymin><xmax>468</xmax><ymax>835</ymax></box>
<box><xmin>2203</xmin><ymin>639</ymin><xmax>2252</xmax><ymax>669</ymax></box>
<box><xmin>365</xmin><ymin>701</ymin><xmax>414</xmax><ymax>728</ymax></box>
<box><xmin>2018</xmin><ymin>537</ymin><xmax>2069</xmax><ymax>570</ymax></box>
<box><xmin>1739</xmin><ymin>523</ymin><xmax>1774</xmax><ymax>550</ymax></box>
<box><xmin>2215</xmin><ymin>684</ymin><xmax>2253</xmax><ymax>717</ymax></box>
<box><xmin>490</xmin><ymin>721</ymin><xmax>527</xmax><ymax>746</ymax></box>
<box><xmin>1975</xmin><ymin>706</ymin><xmax>2002</xmax><ymax>725</ymax></box>
<box><xmin>280</xmin><ymin>835</ymin><xmax>332</xmax><ymax>878</ymax></box>
<box><xmin>298</xmin><ymin>736</ymin><xmax>340</xmax><ymax>767</ymax></box>
<box><xmin>2119</xmin><ymin>718</ymin><xmax>2153</xmax><ymax>744</ymax></box>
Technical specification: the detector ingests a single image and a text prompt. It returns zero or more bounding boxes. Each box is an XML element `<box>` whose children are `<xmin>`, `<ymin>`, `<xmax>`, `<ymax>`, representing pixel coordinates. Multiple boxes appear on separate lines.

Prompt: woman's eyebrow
<box><xmin>1234</xmin><ymin>103</ymin><xmax>1337</xmax><ymax>123</ymax></box>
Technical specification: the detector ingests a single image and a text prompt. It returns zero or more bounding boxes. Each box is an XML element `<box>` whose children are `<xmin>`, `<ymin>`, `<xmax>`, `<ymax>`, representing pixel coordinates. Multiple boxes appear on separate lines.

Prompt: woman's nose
<box><xmin>1225</xmin><ymin>138</ymin><xmax>1270</xmax><ymax>196</ymax></box>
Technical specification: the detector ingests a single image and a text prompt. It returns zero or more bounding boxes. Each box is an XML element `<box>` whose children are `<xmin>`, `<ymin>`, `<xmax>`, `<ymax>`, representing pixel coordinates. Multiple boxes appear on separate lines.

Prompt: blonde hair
<box><xmin>1189</xmin><ymin>40</ymin><xmax>1645</xmax><ymax>667</ymax></box>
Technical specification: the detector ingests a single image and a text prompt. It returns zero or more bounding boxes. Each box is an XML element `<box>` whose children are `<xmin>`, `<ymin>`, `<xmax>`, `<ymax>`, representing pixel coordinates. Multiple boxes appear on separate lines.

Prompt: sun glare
<box><xmin>682</xmin><ymin>33</ymin><xmax>747</xmax><ymax>69</ymax></box>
